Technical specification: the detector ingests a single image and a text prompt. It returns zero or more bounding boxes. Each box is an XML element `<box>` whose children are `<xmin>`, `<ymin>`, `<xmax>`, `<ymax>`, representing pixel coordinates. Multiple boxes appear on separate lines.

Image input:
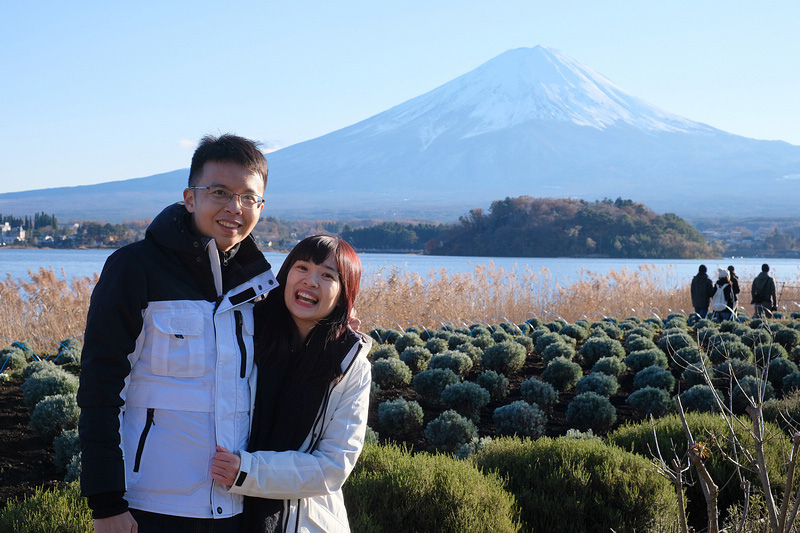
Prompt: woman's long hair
<box><xmin>254</xmin><ymin>235</ymin><xmax>361</xmax><ymax>369</ymax></box>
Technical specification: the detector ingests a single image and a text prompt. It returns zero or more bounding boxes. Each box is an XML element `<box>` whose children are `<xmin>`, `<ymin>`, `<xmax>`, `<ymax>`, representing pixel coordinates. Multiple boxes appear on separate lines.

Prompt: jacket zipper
<box><xmin>133</xmin><ymin>408</ymin><xmax>155</xmax><ymax>473</ymax></box>
<box><xmin>235</xmin><ymin>310</ymin><xmax>246</xmax><ymax>378</ymax></box>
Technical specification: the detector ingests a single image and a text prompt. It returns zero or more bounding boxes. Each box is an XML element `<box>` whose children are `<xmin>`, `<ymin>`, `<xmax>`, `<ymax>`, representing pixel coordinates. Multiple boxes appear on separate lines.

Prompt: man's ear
<box><xmin>183</xmin><ymin>188</ymin><xmax>196</xmax><ymax>213</ymax></box>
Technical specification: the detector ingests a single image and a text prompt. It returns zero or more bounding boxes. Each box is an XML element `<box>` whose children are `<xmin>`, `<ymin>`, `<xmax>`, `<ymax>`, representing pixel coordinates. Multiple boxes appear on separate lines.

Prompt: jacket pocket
<box><xmin>149</xmin><ymin>310</ymin><xmax>206</xmax><ymax>377</ymax></box>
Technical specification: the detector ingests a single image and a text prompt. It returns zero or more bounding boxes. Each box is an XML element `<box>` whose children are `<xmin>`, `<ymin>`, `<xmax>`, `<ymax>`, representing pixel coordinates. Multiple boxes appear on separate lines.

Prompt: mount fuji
<box><xmin>3</xmin><ymin>46</ymin><xmax>799</xmax><ymax>222</ymax></box>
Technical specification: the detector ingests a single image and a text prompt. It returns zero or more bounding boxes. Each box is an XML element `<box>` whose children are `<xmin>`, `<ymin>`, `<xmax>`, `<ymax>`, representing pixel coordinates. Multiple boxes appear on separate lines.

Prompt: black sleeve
<box><xmin>77</xmin><ymin>246</ymin><xmax>147</xmax><ymax>517</ymax></box>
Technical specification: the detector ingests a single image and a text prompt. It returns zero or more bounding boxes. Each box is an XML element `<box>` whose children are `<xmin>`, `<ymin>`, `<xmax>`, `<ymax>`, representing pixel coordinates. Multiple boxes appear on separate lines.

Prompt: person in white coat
<box><xmin>211</xmin><ymin>235</ymin><xmax>372</xmax><ymax>533</ymax></box>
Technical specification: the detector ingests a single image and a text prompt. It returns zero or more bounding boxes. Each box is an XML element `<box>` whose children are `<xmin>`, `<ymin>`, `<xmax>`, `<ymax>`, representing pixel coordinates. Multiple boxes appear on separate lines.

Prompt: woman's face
<box><xmin>284</xmin><ymin>253</ymin><xmax>342</xmax><ymax>339</ymax></box>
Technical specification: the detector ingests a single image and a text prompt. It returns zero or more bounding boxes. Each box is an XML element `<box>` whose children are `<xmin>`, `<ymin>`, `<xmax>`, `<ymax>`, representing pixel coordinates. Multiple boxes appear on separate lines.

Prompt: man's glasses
<box><xmin>189</xmin><ymin>186</ymin><xmax>264</xmax><ymax>208</ymax></box>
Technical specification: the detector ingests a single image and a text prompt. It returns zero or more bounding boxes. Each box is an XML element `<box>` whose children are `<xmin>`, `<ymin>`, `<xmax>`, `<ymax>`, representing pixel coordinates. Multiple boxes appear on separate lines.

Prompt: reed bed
<box><xmin>3</xmin><ymin>264</ymin><xmax>799</xmax><ymax>351</ymax></box>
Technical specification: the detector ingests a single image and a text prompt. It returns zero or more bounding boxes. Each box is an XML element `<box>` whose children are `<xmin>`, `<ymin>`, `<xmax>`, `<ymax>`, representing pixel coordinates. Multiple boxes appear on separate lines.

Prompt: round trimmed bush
<box><xmin>441</xmin><ymin>381</ymin><xmax>490</xmax><ymax>422</ymax></box>
<box><xmin>681</xmin><ymin>362</ymin><xmax>711</xmax><ymax>388</ymax></box>
<box><xmin>54</xmin><ymin>338</ymin><xmax>82</xmax><ymax>364</ymax></box>
<box><xmin>344</xmin><ymin>442</ymin><xmax>520</xmax><ymax>533</ymax></box>
<box><xmin>713</xmin><ymin>359</ymin><xmax>757</xmax><ymax>381</ymax></box>
<box><xmin>560</xmin><ymin>324</ymin><xmax>588</xmax><ymax>342</ymax></box>
<box><xmin>425</xmin><ymin>410</ymin><xmax>478</xmax><ymax>453</ymax></box>
<box><xmin>394</xmin><ymin>333</ymin><xmax>424</xmax><ymax>354</ymax></box>
<box><xmin>541</xmin><ymin>341</ymin><xmax>575</xmax><ymax>364</ymax></box>
<box><xmin>481</xmin><ymin>341</ymin><xmax>527</xmax><ymax>375</ymax></box>
<box><xmin>574</xmin><ymin>372</ymin><xmax>619</xmax><ymax>397</ymax></box>
<box><xmin>535</xmin><ymin>332</ymin><xmax>565</xmax><ymax>354</ymax></box>
<box><xmin>399</xmin><ymin>346</ymin><xmax>433</xmax><ymax>373</ymax></box>
<box><xmin>591</xmin><ymin>356</ymin><xmax>626</xmax><ymax>377</ymax></box>
<box><xmin>579</xmin><ymin>337</ymin><xmax>625</xmax><ymax>367</ymax></box>
<box><xmin>493</xmin><ymin>401</ymin><xmax>547</xmax><ymax>438</ymax></box>
<box><xmin>680</xmin><ymin>385</ymin><xmax>720</xmax><ymax>413</ymax></box>
<box><xmin>425</xmin><ymin>337</ymin><xmax>449</xmax><ymax>355</ymax></box>
<box><xmin>21</xmin><ymin>368</ymin><xmax>79</xmax><ymax>410</ymax></box>
<box><xmin>491</xmin><ymin>330</ymin><xmax>513</xmax><ymax>344</ymax></box>
<box><xmin>542</xmin><ymin>357</ymin><xmax>583</xmax><ymax>392</ymax></box>
<box><xmin>625</xmin><ymin>334</ymin><xmax>657</xmax><ymax>353</ymax></box>
<box><xmin>454</xmin><ymin>342</ymin><xmax>483</xmax><ymax>364</ymax></box>
<box><xmin>429</xmin><ymin>351</ymin><xmax>473</xmax><ymax>376</ymax></box>
<box><xmin>0</xmin><ymin>347</ymin><xmax>27</xmax><ymax>372</ymax></box>
<box><xmin>565</xmin><ymin>392</ymin><xmax>616</xmax><ymax>433</ymax></box>
<box><xmin>476</xmin><ymin>370</ymin><xmax>509</xmax><ymax>400</ymax></box>
<box><xmin>412</xmin><ymin>368</ymin><xmax>460</xmax><ymax>404</ymax></box>
<box><xmin>29</xmin><ymin>394</ymin><xmax>80</xmax><ymax>437</ymax></box>
<box><xmin>378</xmin><ymin>397</ymin><xmax>424</xmax><ymax>438</ymax></box>
<box><xmin>21</xmin><ymin>360</ymin><xmax>58</xmax><ymax>380</ymax></box>
<box><xmin>626</xmin><ymin>386</ymin><xmax>672</xmax><ymax>417</ymax></box>
<box><xmin>470</xmin><ymin>335</ymin><xmax>495</xmax><ymax>351</ymax></box>
<box><xmin>784</xmin><ymin>371</ymin><xmax>800</xmax><ymax>392</ymax></box>
<box><xmin>707</xmin><ymin>340</ymin><xmax>753</xmax><ymax>365</ymax></box>
<box><xmin>370</xmin><ymin>344</ymin><xmax>399</xmax><ymax>361</ymax></box>
<box><xmin>625</xmin><ymin>325</ymin><xmax>654</xmax><ymax>340</ymax></box>
<box><xmin>632</xmin><ymin>365</ymin><xmax>675</xmax><ymax>392</ymax></box>
<box><xmin>513</xmin><ymin>335</ymin><xmax>534</xmax><ymax>354</ymax></box>
<box><xmin>657</xmin><ymin>329</ymin><xmax>695</xmax><ymax>356</ymax></box>
<box><xmin>741</xmin><ymin>327</ymin><xmax>772</xmax><ymax>349</ymax></box>
<box><xmin>371</xmin><ymin>358</ymin><xmax>412</xmax><ymax>389</ymax></box>
<box><xmin>774</xmin><ymin>327</ymin><xmax>800</xmax><ymax>351</ymax></box>
<box><xmin>590</xmin><ymin>321</ymin><xmax>623</xmax><ymax>340</ymax></box>
<box><xmin>53</xmin><ymin>428</ymin><xmax>80</xmax><ymax>471</ymax></box>
<box><xmin>768</xmin><ymin>357</ymin><xmax>798</xmax><ymax>390</ymax></box>
<box><xmin>446</xmin><ymin>333</ymin><xmax>471</xmax><ymax>350</ymax></box>
<box><xmin>520</xmin><ymin>377</ymin><xmax>559</xmax><ymax>410</ymax></box>
<box><xmin>624</xmin><ymin>348</ymin><xmax>668</xmax><ymax>372</ymax></box>
<box><xmin>732</xmin><ymin>375</ymin><xmax>775</xmax><ymax>413</ymax></box>
<box><xmin>753</xmin><ymin>343</ymin><xmax>789</xmax><ymax>366</ymax></box>
<box><xmin>472</xmin><ymin>436</ymin><xmax>677</xmax><ymax>532</ymax></box>
<box><xmin>672</xmin><ymin>346</ymin><xmax>704</xmax><ymax>368</ymax></box>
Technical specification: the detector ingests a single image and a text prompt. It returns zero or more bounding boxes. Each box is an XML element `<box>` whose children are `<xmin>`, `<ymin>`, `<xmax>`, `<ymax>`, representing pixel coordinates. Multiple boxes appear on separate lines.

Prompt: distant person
<box><xmin>751</xmin><ymin>263</ymin><xmax>777</xmax><ymax>318</ymax></box>
<box><xmin>78</xmin><ymin>134</ymin><xmax>276</xmax><ymax>533</ymax></box>
<box><xmin>711</xmin><ymin>268</ymin><xmax>734</xmax><ymax>322</ymax></box>
<box><xmin>690</xmin><ymin>264</ymin><xmax>714</xmax><ymax>318</ymax></box>
<box><xmin>727</xmin><ymin>265</ymin><xmax>741</xmax><ymax>309</ymax></box>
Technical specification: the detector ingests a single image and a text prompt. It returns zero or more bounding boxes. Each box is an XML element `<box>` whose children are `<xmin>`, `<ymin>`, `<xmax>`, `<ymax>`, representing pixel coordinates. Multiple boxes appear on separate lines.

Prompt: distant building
<box><xmin>0</xmin><ymin>225</ymin><xmax>25</xmax><ymax>244</ymax></box>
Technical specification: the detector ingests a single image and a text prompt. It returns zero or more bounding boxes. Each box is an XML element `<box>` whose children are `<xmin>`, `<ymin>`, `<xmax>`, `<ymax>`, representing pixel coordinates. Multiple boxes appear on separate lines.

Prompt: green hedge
<box><xmin>0</xmin><ymin>482</ymin><xmax>91</xmax><ymax>533</ymax></box>
<box><xmin>344</xmin><ymin>442</ymin><xmax>520</xmax><ymax>532</ymax></box>
<box><xmin>472</xmin><ymin>436</ymin><xmax>677</xmax><ymax>532</ymax></box>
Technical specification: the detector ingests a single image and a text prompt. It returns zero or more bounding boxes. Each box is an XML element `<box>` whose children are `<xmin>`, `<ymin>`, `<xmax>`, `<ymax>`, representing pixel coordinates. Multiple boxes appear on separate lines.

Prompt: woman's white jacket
<box><xmin>228</xmin><ymin>331</ymin><xmax>372</xmax><ymax>532</ymax></box>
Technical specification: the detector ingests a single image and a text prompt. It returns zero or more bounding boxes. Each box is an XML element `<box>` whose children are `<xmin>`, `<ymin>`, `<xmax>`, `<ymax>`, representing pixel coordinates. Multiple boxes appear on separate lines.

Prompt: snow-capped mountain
<box><xmin>3</xmin><ymin>46</ymin><xmax>799</xmax><ymax>222</ymax></box>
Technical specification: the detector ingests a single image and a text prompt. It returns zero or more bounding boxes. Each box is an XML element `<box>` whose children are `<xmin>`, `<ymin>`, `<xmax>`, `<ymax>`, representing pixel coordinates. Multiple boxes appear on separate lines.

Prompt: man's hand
<box><xmin>211</xmin><ymin>445</ymin><xmax>241</xmax><ymax>488</ymax></box>
<box><xmin>94</xmin><ymin>511</ymin><xmax>137</xmax><ymax>533</ymax></box>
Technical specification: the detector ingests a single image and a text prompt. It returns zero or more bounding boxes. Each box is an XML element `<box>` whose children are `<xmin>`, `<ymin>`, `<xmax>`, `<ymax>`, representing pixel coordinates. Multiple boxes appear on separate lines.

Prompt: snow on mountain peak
<box><xmin>348</xmin><ymin>46</ymin><xmax>714</xmax><ymax>145</ymax></box>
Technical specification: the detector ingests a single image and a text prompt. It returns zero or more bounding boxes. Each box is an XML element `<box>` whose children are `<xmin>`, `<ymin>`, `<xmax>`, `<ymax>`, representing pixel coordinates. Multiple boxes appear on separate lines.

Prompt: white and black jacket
<box><xmin>228</xmin><ymin>332</ymin><xmax>372</xmax><ymax>532</ymax></box>
<box><xmin>78</xmin><ymin>203</ymin><xmax>277</xmax><ymax>519</ymax></box>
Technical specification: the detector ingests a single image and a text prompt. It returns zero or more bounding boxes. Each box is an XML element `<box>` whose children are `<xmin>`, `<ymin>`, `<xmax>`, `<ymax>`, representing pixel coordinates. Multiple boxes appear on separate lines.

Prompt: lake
<box><xmin>3</xmin><ymin>248</ymin><xmax>800</xmax><ymax>289</ymax></box>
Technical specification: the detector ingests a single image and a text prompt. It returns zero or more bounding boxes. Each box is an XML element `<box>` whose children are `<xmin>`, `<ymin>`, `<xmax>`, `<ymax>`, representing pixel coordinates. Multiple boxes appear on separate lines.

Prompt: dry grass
<box><xmin>4</xmin><ymin>264</ymin><xmax>800</xmax><ymax>351</ymax></box>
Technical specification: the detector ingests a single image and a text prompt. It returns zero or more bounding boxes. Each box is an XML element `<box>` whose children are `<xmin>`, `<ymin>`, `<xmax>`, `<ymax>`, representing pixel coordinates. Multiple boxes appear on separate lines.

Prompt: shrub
<box><xmin>29</xmin><ymin>394</ymin><xmax>80</xmax><ymax>437</ymax></box>
<box><xmin>753</xmin><ymin>343</ymin><xmax>789</xmax><ymax>366</ymax></box>
<box><xmin>625</xmin><ymin>334</ymin><xmax>657</xmax><ymax>353</ymax></box>
<box><xmin>425</xmin><ymin>410</ymin><xmax>479</xmax><ymax>453</ymax></box>
<box><xmin>65</xmin><ymin>454</ymin><xmax>81</xmax><ymax>483</ymax></box>
<box><xmin>368</xmin><ymin>328</ymin><xmax>393</xmax><ymax>344</ymax></box>
<box><xmin>624</xmin><ymin>348</ymin><xmax>668</xmax><ymax>373</ymax></box>
<box><xmin>21</xmin><ymin>368</ymin><xmax>79</xmax><ymax>410</ymax></box>
<box><xmin>54</xmin><ymin>338</ymin><xmax>82</xmax><ymax>364</ymax></box>
<box><xmin>441</xmin><ymin>381</ymin><xmax>490</xmax><ymax>422</ymax></box>
<box><xmin>732</xmin><ymin>375</ymin><xmax>775</xmax><ymax>413</ymax></box>
<box><xmin>681</xmin><ymin>362</ymin><xmax>710</xmax><ymax>388</ymax></box>
<box><xmin>664</xmin><ymin>314</ymin><xmax>688</xmax><ymax>330</ymax></box>
<box><xmin>513</xmin><ymin>335</ymin><xmax>534</xmax><ymax>354</ymax></box>
<box><xmin>590</xmin><ymin>321</ymin><xmax>623</xmax><ymax>340</ymax></box>
<box><xmin>429</xmin><ymin>351</ymin><xmax>473</xmax><ymax>376</ymax></box>
<box><xmin>493</xmin><ymin>401</ymin><xmax>547</xmax><ymax>438</ymax></box>
<box><xmin>714</xmin><ymin>359</ymin><xmax>757</xmax><ymax>381</ymax></box>
<box><xmin>344</xmin><ymin>442</ymin><xmax>519</xmax><ymax>533</ymax></box>
<box><xmin>370</xmin><ymin>344</ymin><xmax>399</xmax><ymax>361</ymax></box>
<box><xmin>0</xmin><ymin>482</ymin><xmax>92</xmax><ymax>532</ymax></box>
<box><xmin>412</xmin><ymin>368</ymin><xmax>460</xmax><ymax>404</ymax></box>
<box><xmin>476</xmin><ymin>370</ymin><xmax>509</xmax><ymax>400</ymax></box>
<box><xmin>626</xmin><ymin>386</ymin><xmax>672</xmax><ymax>417</ymax></box>
<box><xmin>470</xmin><ymin>335</ymin><xmax>495</xmax><ymax>351</ymax></box>
<box><xmin>783</xmin><ymin>371</ymin><xmax>800</xmax><ymax>392</ymax></box>
<box><xmin>535</xmin><ymin>331</ymin><xmax>564</xmax><ymax>354</ymax></box>
<box><xmin>680</xmin><ymin>385</ymin><xmax>720</xmax><ymax>413</ymax></box>
<box><xmin>444</xmin><ymin>333</ymin><xmax>469</xmax><ymax>350</ymax></box>
<box><xmin>377</xmin><ymin>397</ymin><xmax>424</xmax><ymax>438</ymax></box>
<box><xmin>520</xmin><ymin>377</ymin><xmax>559</xmax><ymax>410</ymax></box>
<box><xmin>574</xmin><ymin>372</ymin><xmax>619</xmax><ymax>397</ymax></box>
<box><xmin>490</xmin><ymin>330</ymin><xmax>513</xmax><ymax>344</ymax></box>
<box><xmin>21</xmin><ymin>360</ymin><xmax>58</xmax><ymax>380</ymax></box>
<box><xmin>632</xmin><ymin>365</ymin><xmax>675</xmax><ymax>392</ymax></box>
<box><xmin>763</xmin><ymin>390</ymin><xmax>800</xmax><ymax>431</ymax></box>
<box><xmin>371</xmin><ymin>358</ymin><xmax>412</xmax><ymax>389</ymax></box>
<box><xmin>672</xmin><ymin>346</ymin><xmax>704</xmax><ymax>368</ymax></box>
<box><xmin>0</xmin><ymin>348</ymin><xmax>27</xmax><ymax>372</ymax></box>
<box><xmin>657</xmin><ymin>329</ymin><xmax>695</xmax><ymax>355</ymax></box>
<box><xmin>606</xmin><ymin>412</ymin><xmax>790</xmax><ymax>528</ymax></box>
<box><xmin>394</xmin><ymin>333</ymin><xmax>424</xmax><ymax>354</ymax></box>
<box><xmin>424</xmin><ymin>338</ymin><xmax>449</xmax><ymax>355</ymax></box>
<box><xmin>768</xmin><ymin>357</ymin><xmax>798</xmax><ymax>390</ymax></box>
<box><xmin>565</xmin><ymin>392</ymin><xmax>616</xmax><ymax>433</ymax></box>
<box><xmin>454</xmin><ymin>342</ymin><xmax>483</xmax><ymax>364</ymax></box>
<box><xmin>53</xmin><ymin>428</ymin><xmax>80</xmax><ymax>471</ymax></box>
<box><xmin>399</xmin><ymin>346</ymin><xmax>432</xmax><ymax>373</ymax></box>
<box><xmin>707</xmin><ymin>340</ymin><xmax>753</xmax><ymax>365</ymax></box>
<box><xmin>591</xmin><ymin>356</ymin><xmax>626</xmax><ymax>377</ymax></box>
<box><xmin>481</xmin><ymin>341</ymin><xmax>526</xmax><ymax>375</ymax></box>
<box><xmin>559</xmin><ymin>324</ymin><xmax>588</xmax><ymax>342</ymax></box>
<box><xmin>455</xmin><ymin>436</ymin><xmax>494</xmax><ymax>460</ymax></box>
<box><xmin>472</xmin><ymin>436</ymin><xmax>677</xmax><ymax>532</ymax></box>
<box><xmin>774</xmin><ymin>327</ymin><xmax>800</xmax><ymax>351</ymax></box>
<box><xmin>542</xmin><ymin>357</ymin><xmax>583</xmax><ymax>392</ymax></box>
<box><xmin>541</xmin><ymin>341</ymin><xmax>575</xmax><ymax>364</ymax></box>
<box><xmin>741</xmin><ymin>327</ymin><xmax>772</xmax><ymax>349</ymax></box>
<box><xmin>695</xmin><ymin>327</ymin><xmax>718</xmax><ymax>349</ymax></box>
<box><xmin>578</xmin><ymin>337</ymin><xmax>625</xmax><ymax>367</ymax></box>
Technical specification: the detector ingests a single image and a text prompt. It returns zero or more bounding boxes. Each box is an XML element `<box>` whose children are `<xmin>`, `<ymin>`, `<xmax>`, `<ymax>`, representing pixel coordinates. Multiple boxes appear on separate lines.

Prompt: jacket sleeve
<box><xmin>229</xmin><ymin>353</ymin><xmax>372</xmax><ymax>500</ymax></box>
<box><xmin>77</xmin><ymin>247</ymin><xmax>147</xmax><ymax>517</ymax></box>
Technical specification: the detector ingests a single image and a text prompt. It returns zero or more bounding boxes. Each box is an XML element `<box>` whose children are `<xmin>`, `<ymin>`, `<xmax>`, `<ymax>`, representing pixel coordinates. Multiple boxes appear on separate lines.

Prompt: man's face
<box><xmin>183</xmin><ymin>160</ymin><xmax>265</xmax><ymax>251</ymax></box>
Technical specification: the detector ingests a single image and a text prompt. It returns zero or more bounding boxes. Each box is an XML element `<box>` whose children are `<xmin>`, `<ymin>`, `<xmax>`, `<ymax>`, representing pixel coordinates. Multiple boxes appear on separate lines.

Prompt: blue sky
<box><xmin>1</xmin><ymin>1</ymin><xmax>798</xmax><ymax>193</ymax></box>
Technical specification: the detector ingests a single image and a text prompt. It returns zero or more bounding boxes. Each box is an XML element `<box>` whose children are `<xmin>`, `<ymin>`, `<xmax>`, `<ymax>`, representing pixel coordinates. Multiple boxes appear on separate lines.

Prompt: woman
<box><xmin>727</xmin><ymin>265</ymin><xmax>740</xmax><ymax>309</ymax></box>
<box><xmin>711</xmin><ymin>268</ymin><xmax>735</xmax><ymax>322</ymax></box>
<box><xmin>211</xmin><ymin>235</ymin><xmax>372</xmax><ymax>532</ymax></box>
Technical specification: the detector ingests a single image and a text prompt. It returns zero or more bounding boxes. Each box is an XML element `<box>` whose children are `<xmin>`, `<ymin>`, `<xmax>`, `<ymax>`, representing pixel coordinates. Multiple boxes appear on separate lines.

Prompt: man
<box><xmin>690</xmin><ymin>264</ymin><xmax>714</xmax><ymax>318</ymax></box>
<box><xmin>78</xmin><ymin>134</ymin><xmax>276</xmax><ymax>532</ymax></box>
<box><xmin>751</xmin><ymin>263</ymin><xmax>777</xmax><ymax>318</ymax></box>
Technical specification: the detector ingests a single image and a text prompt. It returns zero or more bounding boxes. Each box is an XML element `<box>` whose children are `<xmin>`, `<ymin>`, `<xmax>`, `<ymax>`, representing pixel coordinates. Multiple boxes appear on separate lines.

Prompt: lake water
<box><xmin>3</xmin><ymin>248</ymin><xmax>800</xmax><ymax>289</ymax></box>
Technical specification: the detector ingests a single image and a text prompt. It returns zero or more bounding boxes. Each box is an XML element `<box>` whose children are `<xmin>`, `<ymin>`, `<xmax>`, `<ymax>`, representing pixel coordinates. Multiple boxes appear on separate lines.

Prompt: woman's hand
<box><xmin>211</xmin><ymin>445</ymin><xmax>241</xmax><ymax>488</ymax></box>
